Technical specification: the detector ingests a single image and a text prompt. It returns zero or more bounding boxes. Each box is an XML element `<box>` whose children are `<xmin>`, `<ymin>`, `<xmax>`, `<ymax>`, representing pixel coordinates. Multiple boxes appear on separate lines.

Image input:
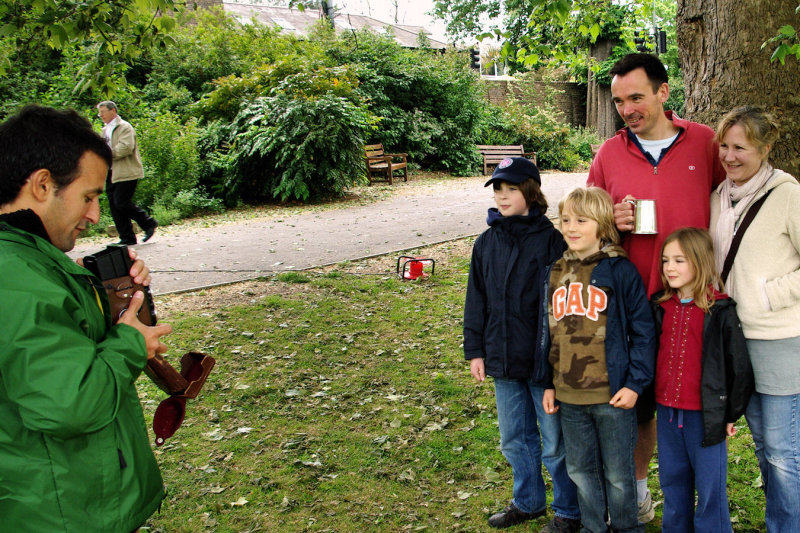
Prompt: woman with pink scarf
<box><xmin>710</xmin><ymin>105</ymin><xmax>800</xmax><ymax>533</ymax></box>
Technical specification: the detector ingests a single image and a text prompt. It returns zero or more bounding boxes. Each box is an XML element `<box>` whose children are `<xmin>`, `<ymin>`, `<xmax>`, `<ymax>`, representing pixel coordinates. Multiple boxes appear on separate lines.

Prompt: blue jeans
<box><xmin>656</xmin><ymin>405</ymin><xmax>732</xmax><ymax>533</ymax></box>
<box><xmin>559</xmin><ymin>402</ymin><xmax>642</xmax><ymax>533</ymax></box>
<box><xmin>494</xmin><ymin>378</ymin><xmax>580</xmax><ymax>519</ymax></box>
<box><xmin>745</xmin><ymin>392</ymin><xmax>800</xmax><ymax>533</ymax></box>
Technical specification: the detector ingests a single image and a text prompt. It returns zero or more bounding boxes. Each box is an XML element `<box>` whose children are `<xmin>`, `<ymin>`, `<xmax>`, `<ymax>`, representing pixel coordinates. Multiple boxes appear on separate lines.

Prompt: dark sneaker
<box><xmin>539</xmin><ymin>516</ymin><xmax>581</xmax><ymax>533</ymax></box>
<box><xmin>488</xmin><ymin>503</ymin><xmax>545</xmax><ymax>528</ymax></box>
<box><xmin>116</xmin><ymin>239</ymin><xmax>136</xmax><ymax>245</ymax></box>
<box><xmin>143</xmin><ymin>220</ymin><xmax>158</xmax><ymax>242</ymax></box>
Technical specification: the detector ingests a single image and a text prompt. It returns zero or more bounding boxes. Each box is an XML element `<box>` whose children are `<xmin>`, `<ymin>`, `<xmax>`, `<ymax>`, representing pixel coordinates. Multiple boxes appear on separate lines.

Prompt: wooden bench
<box><xmin>477</xmin><ymin>145</ymin><xmax>537</xmax><ymax>175</ymax></box>
<box><xmin>364</xmin><ymin>144</ymin><xmax>408</xmax><ymax>185</ymax></box>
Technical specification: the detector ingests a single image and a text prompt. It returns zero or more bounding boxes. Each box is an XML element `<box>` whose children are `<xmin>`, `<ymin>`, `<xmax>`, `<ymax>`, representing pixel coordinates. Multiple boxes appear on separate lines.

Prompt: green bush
<box><xmin>146</xmin><ymin>7</ymin><xmax>314</xmax><ymax>101</ymax></box>
<box><xmin>332</xmin><ymin>32</ymin><xmax>484</xmax><ymax>175</ymax></box>
<box><xmin>567</xmin><ymin>126</ymin><xmax>602</xmax><ymax>163</ymax></box>
<box><xmin>220</xmin><ymin>92</ymin><xmax>377</xmax><ymax>203</ymax></box>
<box><xmin>135</xmin><ymin>112</ymin><xmax>202</xmax><ymax>209</ymax></box>
<box><xmin>171</xmin><ymin>188</ymin><xmax>225</xmax><ymax>217</ymax></box>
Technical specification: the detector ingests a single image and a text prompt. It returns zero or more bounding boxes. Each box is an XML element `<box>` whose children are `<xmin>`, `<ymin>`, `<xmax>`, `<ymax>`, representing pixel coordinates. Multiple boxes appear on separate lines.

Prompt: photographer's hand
<box><xmin>74</xmin><ymin>248</ymin><xmax>151</xmax><ymax>286</ymax></box>
<box><xmin>126</xmin><ymin>248</ymin><xmax>151</xmax><ymax>287</ymax></box>
<box><xmin>118</xmin><ymin>291</ymin><xmax>172</xmax><ymax>359</ymax></box>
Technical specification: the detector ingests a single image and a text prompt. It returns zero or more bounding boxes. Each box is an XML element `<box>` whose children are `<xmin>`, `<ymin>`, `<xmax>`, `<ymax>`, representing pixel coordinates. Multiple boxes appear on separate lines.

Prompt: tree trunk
<box><xmin>587</xmin><ymin>38</ymin><xmax>624</xmax><ymax>140</ymax></box>
<box><xmin>677</xmin><ymin>0</ymin><xmax>800</xmax><ymax>175</ymax></box>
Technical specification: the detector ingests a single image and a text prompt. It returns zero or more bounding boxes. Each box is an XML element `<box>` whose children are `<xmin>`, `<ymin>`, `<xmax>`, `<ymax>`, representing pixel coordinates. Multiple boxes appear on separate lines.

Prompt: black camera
<box><xmin>83</xmin><ymin>245</ymin><xmax>157</xmax><ymax>326</ymax></box>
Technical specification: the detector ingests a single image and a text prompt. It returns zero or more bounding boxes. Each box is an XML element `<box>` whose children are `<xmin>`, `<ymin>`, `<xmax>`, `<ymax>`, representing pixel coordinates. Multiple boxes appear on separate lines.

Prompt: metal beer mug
<box><xmin>628</xmin><ymin>199</ymin><xmax>657</xmax><ymax>234</ymax></box>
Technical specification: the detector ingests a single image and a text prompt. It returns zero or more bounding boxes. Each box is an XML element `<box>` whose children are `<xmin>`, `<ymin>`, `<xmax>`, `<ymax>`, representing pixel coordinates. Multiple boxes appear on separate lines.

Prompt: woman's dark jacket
<box><xmin>463</xmin><ymin>207</ymin><xmax>566</xmax><ymax>380</ymax></box>
<box><xmin>651</xmin><ymin>291</ymin><xmax>754</xmax><ymax>447</ymax></box>
<box><xmin>537</xmin><ymin>249</ymin><xmax>656</xmax><ymax>395</ymax></box>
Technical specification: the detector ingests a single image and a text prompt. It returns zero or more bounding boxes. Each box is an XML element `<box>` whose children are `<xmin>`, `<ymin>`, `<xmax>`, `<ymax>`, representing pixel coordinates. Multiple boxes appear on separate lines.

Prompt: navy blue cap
<box><xmin>484</xmin><ymin>157</ymin><xmax>541</xmax><ymax>187</ymax></box>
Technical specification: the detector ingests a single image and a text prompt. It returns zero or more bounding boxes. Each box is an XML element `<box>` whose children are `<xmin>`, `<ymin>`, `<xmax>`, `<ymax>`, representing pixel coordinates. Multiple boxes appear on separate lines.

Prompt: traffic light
<box><xmin>634</xmin><ymin>30</ymin><xmax>649</xmax><ymax>53</ymax></box>
<box><xmin>469</xmin><ymin>48</ymin><xmax>480</xmax><ymax>70</ymax></box>
<box><xmin>657</xmin><ymin>30</ymin><xmax>667</xmax><ymax>54</ymax></box>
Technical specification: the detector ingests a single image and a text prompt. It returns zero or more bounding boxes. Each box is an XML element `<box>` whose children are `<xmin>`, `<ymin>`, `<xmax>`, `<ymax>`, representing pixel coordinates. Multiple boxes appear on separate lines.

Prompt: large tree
<box><xmin>677</xmin><ymin>0</ymin><xmax>800</xmax><ymax>174</ymax></box>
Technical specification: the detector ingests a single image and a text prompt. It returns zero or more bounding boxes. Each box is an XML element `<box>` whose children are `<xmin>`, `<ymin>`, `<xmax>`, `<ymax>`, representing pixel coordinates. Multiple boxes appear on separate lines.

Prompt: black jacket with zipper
<box><xmin>464</xmin><ymin>207</ymin><xmax>566</xmax><ymax>380</ymax></box>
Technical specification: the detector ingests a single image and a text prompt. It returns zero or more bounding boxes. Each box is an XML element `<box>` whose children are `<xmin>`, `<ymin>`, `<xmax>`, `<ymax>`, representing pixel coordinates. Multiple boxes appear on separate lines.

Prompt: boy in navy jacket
<box><xmin>464</xmin><ymin>158</ymin><xmax>580</xmax><ymax>531</ymax></box>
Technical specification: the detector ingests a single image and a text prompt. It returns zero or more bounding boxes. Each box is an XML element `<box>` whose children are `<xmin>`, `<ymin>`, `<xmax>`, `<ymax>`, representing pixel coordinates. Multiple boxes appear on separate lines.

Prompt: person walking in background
<box><xmin>542</xmin><ymin>187</ymin><xmax>655</xmax><ymax>533</ymax></box>
<box><xmin>464</xmin><ymin>158</ymin><xmax>580</xmax><ymax>531</ymax></box>
<box><xmin>587</xmin><ymin>53</ymin><xmax>725</xmax><ymax>520</ymax></box>
<box><xmin>97</xmin><ymin>101</ymin><xmax>158</xmax><ymax>245</ymax></box>
<box><xmin>651</xmin><ymin>227</ymin><xmax>753</xmax><ymax>533</ymax></box>
<box><xmin>710</xmin><ymin>106</ymin><xmax>800</xmax><ymax>533</ymax></box>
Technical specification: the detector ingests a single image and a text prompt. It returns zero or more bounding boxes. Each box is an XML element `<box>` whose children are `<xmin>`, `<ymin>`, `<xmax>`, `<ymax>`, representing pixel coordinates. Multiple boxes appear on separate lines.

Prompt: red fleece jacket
<box><xmin>588</xmin><ymin>112</ymin><xmax>725</xmax><ymax>297</ymax></box>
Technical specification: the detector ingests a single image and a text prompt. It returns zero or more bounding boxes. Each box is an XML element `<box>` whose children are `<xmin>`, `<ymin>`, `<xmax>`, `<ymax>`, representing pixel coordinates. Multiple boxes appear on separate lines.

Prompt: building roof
<box><xmin>222</xmin><ymin>2</ymin><xmax>449</xmax><ymax>49</ymax></box>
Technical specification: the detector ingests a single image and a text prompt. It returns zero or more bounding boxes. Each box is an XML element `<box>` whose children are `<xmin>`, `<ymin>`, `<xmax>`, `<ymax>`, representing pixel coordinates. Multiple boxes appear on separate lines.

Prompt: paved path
<box><xmin>70</xmin><ymin>172</ymin><xmax>588</xmax><ymax>295</ymax></box>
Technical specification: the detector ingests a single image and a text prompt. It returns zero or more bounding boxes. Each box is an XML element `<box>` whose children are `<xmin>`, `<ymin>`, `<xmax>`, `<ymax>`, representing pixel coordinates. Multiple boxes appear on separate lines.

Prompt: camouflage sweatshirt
<box><xmin>548</xmin><ymin>246</ymin><xmax>629</xmax><ymax>404</ymax></box>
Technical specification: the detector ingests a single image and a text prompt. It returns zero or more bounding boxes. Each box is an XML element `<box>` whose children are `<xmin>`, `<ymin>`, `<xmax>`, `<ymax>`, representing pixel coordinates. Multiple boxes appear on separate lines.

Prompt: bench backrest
<box><xmin>476</xmin><ymin>145</ymin><xmax>525</xmax><ymax>157</ymax></box>
<box><xmin>365</xmin><ymin>144</ymin><xmax>385</xmax><ymax>158</ymax></box>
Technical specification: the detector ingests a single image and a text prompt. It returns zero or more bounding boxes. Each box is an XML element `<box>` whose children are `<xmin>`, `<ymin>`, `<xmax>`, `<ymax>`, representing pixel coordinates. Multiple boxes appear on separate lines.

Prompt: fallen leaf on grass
<box><xmin>202</xmin><ymin>428</ymin><xmax>224</xmax><ymax>441</ymax></box>
<box><xmin>230</xmin><ymin>497</ymin><xmax>248</xmax><ymax>507</ymax></box>
<box><xmin>484</xmin><ymin>467</ymin><xmax>501</xmax><ymax>484</ymax></box>
<box><xmin>457</xmin><ymin>491</ymin><xmax>471</xmax><ymax>500</ymax></box>
<box><xmin>398</xmin><ymin>469</ymin><xmax>416</xmax><ymax>481</ymax></box>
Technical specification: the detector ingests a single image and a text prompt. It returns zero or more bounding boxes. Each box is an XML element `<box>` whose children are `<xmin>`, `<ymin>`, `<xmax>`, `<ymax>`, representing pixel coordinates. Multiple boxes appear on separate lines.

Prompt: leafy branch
<box><xmin>762</xmin><ymin>5</ymin><xmax>800</xmax><ymax>65</ymax></box>
<box><xmin>0</xmin><ymin>0</ymin><xmax>178</xmax><ymax>96</ymax></box>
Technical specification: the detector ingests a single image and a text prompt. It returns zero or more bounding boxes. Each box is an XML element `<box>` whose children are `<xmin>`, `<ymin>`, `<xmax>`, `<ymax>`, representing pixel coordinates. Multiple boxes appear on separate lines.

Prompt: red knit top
<box><xmin>655</xmin><ymin>294</ymin><xmax>705</xmax><ymax>410</ymax></box>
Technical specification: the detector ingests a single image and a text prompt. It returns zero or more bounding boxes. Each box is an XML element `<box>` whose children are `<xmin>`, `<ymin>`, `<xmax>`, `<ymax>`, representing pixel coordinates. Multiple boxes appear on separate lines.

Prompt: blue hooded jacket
<box><xmin>463</xmin><ymin>207</ymin><xmax>566</xmax><ymax>380</ymax></box>
<box><xmin>536</xmin><ymin>248</ymin><xmax>656</xmax><ymax>396</ymax></box>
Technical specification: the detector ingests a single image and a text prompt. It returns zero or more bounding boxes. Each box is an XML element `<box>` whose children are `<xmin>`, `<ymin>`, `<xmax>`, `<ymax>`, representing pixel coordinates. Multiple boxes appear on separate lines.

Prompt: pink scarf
<box><xmin>713</xmin><ymin>162</ymin><xmax>775</xmax><ymax>295</ymax></box>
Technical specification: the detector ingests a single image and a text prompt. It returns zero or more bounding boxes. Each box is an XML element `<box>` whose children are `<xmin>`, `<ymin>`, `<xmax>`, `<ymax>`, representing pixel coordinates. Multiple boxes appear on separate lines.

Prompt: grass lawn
<box><xmin>139</xmin><ymin>238</ymin><xmax>767</xmax><ymax>532</ymax></box>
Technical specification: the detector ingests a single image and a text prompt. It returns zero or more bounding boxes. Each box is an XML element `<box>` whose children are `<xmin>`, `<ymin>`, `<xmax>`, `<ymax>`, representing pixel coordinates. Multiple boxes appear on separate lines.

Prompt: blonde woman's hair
<box><xmin>558</xmin><ymin>187</ymin><xmax>620</xmax><ymax>246</ymax></box>
<box><xmin>655</xmin><ymin>227</ymin><xmax>722</xmax><ymax>313</ymax></box>
<box><xmin>716</xmin><ymin>105</ymin><xmax>780</xmax><ymax>156</ymax></box>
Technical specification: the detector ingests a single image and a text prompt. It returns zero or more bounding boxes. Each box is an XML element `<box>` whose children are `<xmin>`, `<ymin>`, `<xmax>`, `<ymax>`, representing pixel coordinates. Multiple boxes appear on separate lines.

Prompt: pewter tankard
<box><xmin>627</xmin><ymin>199</ymin><xmax>657</xmax><ymax>234</ymax></box>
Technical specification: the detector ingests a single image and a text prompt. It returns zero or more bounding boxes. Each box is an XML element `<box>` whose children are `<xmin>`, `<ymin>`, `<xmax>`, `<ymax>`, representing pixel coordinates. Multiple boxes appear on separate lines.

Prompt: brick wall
<box><xmin>483</xmin><ymin>79</ymin><xmax>587</xmax><ymax>128</ymax></box>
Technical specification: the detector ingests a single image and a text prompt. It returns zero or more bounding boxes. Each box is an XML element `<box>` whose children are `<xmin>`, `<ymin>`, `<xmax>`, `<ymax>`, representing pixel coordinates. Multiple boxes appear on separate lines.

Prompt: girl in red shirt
<box><xmin>651</xmin><ymin>227</ymin><xmax>753</xmax><ymax>533</ymax></box>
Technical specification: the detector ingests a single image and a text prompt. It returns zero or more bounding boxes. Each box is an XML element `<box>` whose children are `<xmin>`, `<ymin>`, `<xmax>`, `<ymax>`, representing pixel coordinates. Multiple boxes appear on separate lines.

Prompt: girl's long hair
<box><xmin>656</xmin><ymin>227</ymin><xmax>722</xmax><ymax>313</ymax></box>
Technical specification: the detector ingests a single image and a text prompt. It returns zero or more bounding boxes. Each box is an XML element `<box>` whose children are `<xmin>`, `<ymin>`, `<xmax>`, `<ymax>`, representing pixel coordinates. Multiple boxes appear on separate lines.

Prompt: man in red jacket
<box><xmin>587</xmin><ymin>52</ymin><xmax>725</xmax><ymax>522</ymax></box>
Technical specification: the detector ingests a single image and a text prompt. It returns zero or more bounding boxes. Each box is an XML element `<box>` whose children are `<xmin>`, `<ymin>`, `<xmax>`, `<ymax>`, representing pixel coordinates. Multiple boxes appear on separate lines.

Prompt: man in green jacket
<box><xmin>0</xmin><ymin>105</ymin><xmax>172</xmax><ymax>532</ymax></box>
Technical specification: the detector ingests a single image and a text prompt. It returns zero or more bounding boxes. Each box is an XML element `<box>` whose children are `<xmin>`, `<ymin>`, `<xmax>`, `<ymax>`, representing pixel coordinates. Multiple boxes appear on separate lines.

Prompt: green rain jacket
<box><xmin>0</xmin><ymin>214</ymin><xmax>164</xmax><ymax>532</ymax></box>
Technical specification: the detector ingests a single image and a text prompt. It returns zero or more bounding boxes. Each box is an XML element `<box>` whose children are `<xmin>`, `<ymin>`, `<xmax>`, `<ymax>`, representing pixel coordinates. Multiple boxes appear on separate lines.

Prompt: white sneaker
<box><xmin>637</xmin><ymin>490</ymin><xmax>655</xmax><ymax>523</ymax></box>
